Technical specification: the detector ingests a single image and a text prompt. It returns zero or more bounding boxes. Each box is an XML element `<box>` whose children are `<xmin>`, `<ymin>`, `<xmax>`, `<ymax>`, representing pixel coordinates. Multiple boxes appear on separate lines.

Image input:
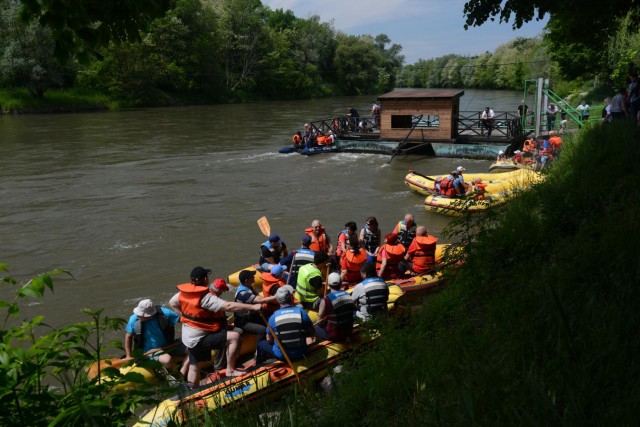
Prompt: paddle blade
<box><xmin>257</xmin><ymin>216</ymin><xmax>270</xmax><ymax>237</ymax></box>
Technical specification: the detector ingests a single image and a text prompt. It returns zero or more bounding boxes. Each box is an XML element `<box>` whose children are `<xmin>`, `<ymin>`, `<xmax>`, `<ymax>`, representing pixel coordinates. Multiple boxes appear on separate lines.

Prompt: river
<box><xmin>0</xmin><ymin>90</ymin><xmax>524</xmax><ymax>328</ymax></box>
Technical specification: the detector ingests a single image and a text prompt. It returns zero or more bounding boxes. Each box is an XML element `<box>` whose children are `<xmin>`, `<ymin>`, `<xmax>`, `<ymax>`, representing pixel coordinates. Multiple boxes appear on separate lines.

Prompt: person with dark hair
<box><xmin>351</xmin><ymin>262</ymin><xmax>389</xmax><ymax>321</ymax></box>
<box><xmin>258</xmin><ymin>233</ymin><xmax>288</xmax><ymax>272</ymax></box>
<box><xmin>234</xmin><ymin>270</ymin><xmax>276</xmax><ymax>343</ymax></box>
<box><xmin>284</xmin><ymin>234</ymin><xmax>315</xmax><ymax>287</ymax></box>
<box><xmin>480</xmin><ymin>106</ymin><xmax>495</xmax><ymax>137</ymax></box>
<box><xmin>336</xmin><ymin>221</ymin><xmax>358</xmax><ymax>258</ymax></box>
<box><xmin>359</xmin><ymin>216</ymin><xmax>381</xmax><ymax>263</ymax></box>
<box><xmin>169</xmin><ymin>267</ymin><xmax>261</xmax><ymax>385</ymax></box>
<box><xmin>347</xmin><ymin>106</ymin><xmax>360</xmax><ymax>131</ymax></box>
<box><xmin>296</xmin><ymin>251</ymin><xmax>330</xmax><ymax>310</ymax></box>
<box><xmin>340</xmin><ymin>234</ymin><xmax>368</xmax><ymax>283</ymax></box>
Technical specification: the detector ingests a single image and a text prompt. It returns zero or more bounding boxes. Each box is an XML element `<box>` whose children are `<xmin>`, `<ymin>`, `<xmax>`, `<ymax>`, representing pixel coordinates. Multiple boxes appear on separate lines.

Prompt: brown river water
<box><xmin>1</xmin><ymin>91</ymin><xmax>523</xmax><ymax>328</ymax></box>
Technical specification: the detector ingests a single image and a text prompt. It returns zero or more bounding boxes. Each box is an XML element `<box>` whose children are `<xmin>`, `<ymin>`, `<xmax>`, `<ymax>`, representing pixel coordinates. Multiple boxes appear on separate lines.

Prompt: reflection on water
<box><xmin>0</xmin><ymin>91</ymin><xmax>523</xmax><ymax>326</ymax></box>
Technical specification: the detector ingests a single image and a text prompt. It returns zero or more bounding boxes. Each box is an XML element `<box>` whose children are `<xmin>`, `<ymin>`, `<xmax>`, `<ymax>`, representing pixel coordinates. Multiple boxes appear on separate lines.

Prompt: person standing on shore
<box><xmin>546</xmin><ymin>103</ymin><xmax>559</xmax><ymax>131</ymax></box>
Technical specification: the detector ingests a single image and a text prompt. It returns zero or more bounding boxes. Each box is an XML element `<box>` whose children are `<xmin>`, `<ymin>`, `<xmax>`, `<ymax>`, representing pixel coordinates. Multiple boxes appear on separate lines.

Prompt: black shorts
<box><xmin>187</xmin><ymin>330</ymin><xmax>227</xmax><ymax>363</ymax></box>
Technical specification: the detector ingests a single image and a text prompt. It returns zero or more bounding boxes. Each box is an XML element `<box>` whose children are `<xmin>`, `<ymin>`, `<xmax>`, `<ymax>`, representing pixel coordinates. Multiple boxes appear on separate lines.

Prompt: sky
<box><xmin>262</xmin><ymin>0</ymin><xmax>549</xmax><ymax>64</ymax></box>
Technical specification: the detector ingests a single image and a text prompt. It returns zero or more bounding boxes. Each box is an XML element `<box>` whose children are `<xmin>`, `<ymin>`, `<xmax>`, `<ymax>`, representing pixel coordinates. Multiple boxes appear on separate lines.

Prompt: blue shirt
<box><xmin>267</xmin><ymin>305</ymin><xmax>312</xmax><ymax>361</ymax></box>
<box><xmin>125</xmin><ymin>307</ymin><xmax>179</xmax><ymax>352</ymax></box>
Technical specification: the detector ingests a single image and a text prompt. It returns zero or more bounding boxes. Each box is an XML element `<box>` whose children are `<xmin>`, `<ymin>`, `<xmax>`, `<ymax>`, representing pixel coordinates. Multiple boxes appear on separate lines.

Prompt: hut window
<box><xmin>391</xmin><ymin>114</ymin><xmax>439</xmax><ymax>128</ymax></box>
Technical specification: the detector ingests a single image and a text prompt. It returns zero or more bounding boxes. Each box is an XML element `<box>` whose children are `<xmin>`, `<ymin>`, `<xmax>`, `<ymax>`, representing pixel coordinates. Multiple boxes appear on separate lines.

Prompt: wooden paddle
<box><xmin>257</xmin><ymin>216</ymin><xmax>270</xmax><ymax>237</ymax></box>
<box><xmin>259</xmin><ymin>311</ymin><xmax>302</xmax><ymax>386</ymax></box>
<box><xmin>86</xmin><ymin>341</ymin><xmax>181</xmax><ymax>380</ymax></box>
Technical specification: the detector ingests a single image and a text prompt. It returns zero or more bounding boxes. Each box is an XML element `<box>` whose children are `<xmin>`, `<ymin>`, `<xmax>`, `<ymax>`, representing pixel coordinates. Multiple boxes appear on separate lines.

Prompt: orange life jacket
<box><xmin>260</xmin><ymin>273</ymin><xmax>284</xmax><ymax>313</ymax></box>
<box><xmin>317</xmin><ymin>135</ymin><xmax>333</xmax><ymax>145</ymax></box>
<box><xmin>341</xmin><ymin>250</ymin><xmax>368</xmax><ymax>282</ymax></box>
<box><xmin>408</xmin><ymin>235</ymin><xmax>438</xmax><ymax>273</ymax></box>
<box><xmin>376</xmin><ymin>243</ymin><xmax>406</xmax><ymax>279</ymax></box>
<box><xmin>176</xmin><ymin>283</ymin><xmax>227</xmax><ymax>332</ymax></box>
<box><xmin>549</xmin><ymin>135</ymin><xmax>562</xmax><ymax>149</ymax></box>
<box><xmin>293</xmin><ymin>134</ymin><xmax>302</xmax><ymax>144</ymax></box>
<box><xmin>305</xmin><ymin>227</ymin><xmax>329</xmax><ymax>253</ymax></box>
<box><xmin>523</xmin><ymin>139</ymin><xmax>535</xmax><ymax>152</ymax></box>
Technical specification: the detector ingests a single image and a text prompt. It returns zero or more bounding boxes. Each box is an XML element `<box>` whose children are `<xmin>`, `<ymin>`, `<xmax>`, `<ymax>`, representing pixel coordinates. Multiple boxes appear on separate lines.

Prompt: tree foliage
<box><xmin>463</xmin><ymin>0</ymin><xmax>640</xmax><ymax>78</ymax></box>
<box><xmin>0</xmin><ymin>0</ymin><xmax>75</xmax><ymax>98</ymax></box>
<box><xmin>0</xmin><ymin>264</ymin><xmax>158</xmax><ymax>426</ymax></box>
<box><xmin>17</xmin><ymin>0</ymin><xmax>173</xmax><ymax>62</ymax></box>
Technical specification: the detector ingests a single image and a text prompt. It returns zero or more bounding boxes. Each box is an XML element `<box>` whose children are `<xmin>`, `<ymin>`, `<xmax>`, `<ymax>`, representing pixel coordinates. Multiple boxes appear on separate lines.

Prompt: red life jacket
<box><xmin>305</xmin><ymin>227</ymin><xmax>329</xmax><ymax>252</ymax></box>
<box><xmin>408</xmin><ymin>235</ymin><xmax>438</xmax><ymax>273</ymax></box>
<box><xmin>439</xmin><ymin>177</ymin><xmax>456</xmax><ymax>196</ymax></box>
<box><xmin>176</xmin><ymin>283</ymin><xmax>226</xmax><ymax>332</ymax></box>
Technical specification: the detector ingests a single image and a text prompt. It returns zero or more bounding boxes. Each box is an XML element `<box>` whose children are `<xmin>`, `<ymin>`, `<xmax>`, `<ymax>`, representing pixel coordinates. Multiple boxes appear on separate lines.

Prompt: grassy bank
<box><xmin>0</xmin><ymin>88</ymin><xmax>114</xmax><ymax>113</ymax></box>
<box><xmin>307</xmin><ymin>122</ymin><xmax>639</xmax><ymax>426</ymax></box>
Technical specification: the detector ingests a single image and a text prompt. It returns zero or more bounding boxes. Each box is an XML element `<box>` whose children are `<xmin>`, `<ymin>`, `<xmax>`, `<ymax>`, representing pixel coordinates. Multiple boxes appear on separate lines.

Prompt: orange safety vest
<box><xmin>376</xmin><ymin>243</ymin><xmax>406</xmax><ymax>279</ymax></box>
<box><xmin>523</xmin><ymin>139</ymin><xmax>535</xmax><ymax>152</ymax></box>
<box><xmin>341</xmin><ymin>250</ymin><xmax>368</xmax><ymax>283</ymax></box>
<box><xmin>305</xmin><ymin>227</ymin><xmax>329</xmax><ymax>253</ymax></box>
<box><xmin>549</xmin><ymin>135</ymin><xmax>562</xmax><ymax>149</ymax></box>
<box><xmin>176</xmin><ymin>283</ymin><xmax>227</xmax><ymax>332</ymax></box>
<box><xmin>408</xmin><ymin>235</ymin><xmax>438</xmax><ymax>273</ymax></box>
<box><xmin>260</xmin><ymin>272</ymin><xmax>284</xmax><ymax>313</ymax></box>
<box><xmin>317</xmin><ymin>135</ymin><xmax>333</xmax><ymax>145</ymax></box>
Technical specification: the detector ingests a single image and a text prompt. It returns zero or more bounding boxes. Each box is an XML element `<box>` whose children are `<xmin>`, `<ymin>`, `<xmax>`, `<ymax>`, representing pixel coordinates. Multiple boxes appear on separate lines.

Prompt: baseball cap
<box><xmin>212</xmin><ymin>278</ymin><xmax>229</xmax><ymax>293</ymax></box>
<box><xmin>301</xmin><ymin>234</ymin><xmax>312</xmax><ymax>245</ymax></box>
<box><xmin>268</xmin><ymin>233</ymin><xmax>281</xmax><ymax>243</ymax></box>
<box><xmin>275</xmin><ymin>286</ymin><xmax>293</xmax><ymax>304</ymax></box>
<box><xmin>270</xmin><ymin>264</ymin><xmax>287</xmax><ymax>276</ymax></box>
<box><xmin>328</xmin><ymin>272</ymin><xmax>342</xmax><ymax>287</ymax></box>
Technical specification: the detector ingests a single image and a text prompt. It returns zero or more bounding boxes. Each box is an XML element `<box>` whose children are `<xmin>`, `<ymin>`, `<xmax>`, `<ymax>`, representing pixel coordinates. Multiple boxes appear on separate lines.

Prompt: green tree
<box><xmin>17</xmin><ymin>0</ymin><xmax>173</xmax><ymax>62</ymax></box>
<box><xmin>210</xmin><ymin>0</ymin><xmax>270</xmax><ymax>97</ymax></box>
<box><xmin>333</xmin><ymin>34</ymin><xmax>383</xmax><ymax>94</ymax></box>
<box><xmin>462</xmin><ymin>0</ymin><xmax>639</xmax><ymax>78</ymax></box>
<box><xmin>0</xmin><ymin>0</ymin><xmax>75</xmax><ymax>97</ymax></box>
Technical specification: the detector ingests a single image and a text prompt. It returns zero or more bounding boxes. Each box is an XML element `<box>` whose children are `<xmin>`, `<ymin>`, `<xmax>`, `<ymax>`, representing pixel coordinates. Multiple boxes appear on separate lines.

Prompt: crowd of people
<box><xmin>495</xmin><ymin>133</ymin><xmax>562</xmax><ymax>171</ymax></box>
<box><xmin>124</xmin><ymin>214</ymin><xmax>439</xmax><ymax>387</ymax></box>
<box><xmin>432</xmin><ymin>165</ymin><xmax>487</xmax><ymax>198</ymax></box>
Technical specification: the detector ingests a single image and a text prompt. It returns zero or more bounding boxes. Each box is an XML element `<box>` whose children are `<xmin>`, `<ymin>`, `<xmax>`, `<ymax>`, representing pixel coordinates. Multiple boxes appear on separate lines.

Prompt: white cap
<box><xmin>328</xmin><ymin>272</ymin><xmax>342</xmax><ymax>287</ymax></box>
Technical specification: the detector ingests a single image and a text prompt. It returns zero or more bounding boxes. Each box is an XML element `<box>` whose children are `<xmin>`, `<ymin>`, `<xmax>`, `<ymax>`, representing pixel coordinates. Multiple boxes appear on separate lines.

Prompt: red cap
<box><xmin>212</xmin><ymin>278</ymin><xmax>229</xmax><ymax>293</ymax></box>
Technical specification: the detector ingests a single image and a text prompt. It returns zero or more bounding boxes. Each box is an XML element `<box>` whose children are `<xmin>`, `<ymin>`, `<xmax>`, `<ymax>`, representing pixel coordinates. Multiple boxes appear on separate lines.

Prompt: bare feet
<box><xmin>225</xmin><ymin>369</ymin><xmax>245</xmax><ymax>377</ymax></box>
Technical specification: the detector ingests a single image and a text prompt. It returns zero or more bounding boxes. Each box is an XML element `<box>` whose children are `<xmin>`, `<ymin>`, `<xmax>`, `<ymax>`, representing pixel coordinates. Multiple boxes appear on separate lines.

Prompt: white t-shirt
<box><xmin>170</xmin><ymin>292</ymin><xmax>226</xmax><ymax>348</ymax></box>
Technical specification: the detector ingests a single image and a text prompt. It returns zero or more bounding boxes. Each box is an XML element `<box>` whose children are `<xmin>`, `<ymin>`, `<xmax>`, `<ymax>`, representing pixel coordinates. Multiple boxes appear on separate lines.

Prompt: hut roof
<box><xmin>378</xmin><ymin>89</ymin><xmax>464</xmax><ymax>100</ymax></box>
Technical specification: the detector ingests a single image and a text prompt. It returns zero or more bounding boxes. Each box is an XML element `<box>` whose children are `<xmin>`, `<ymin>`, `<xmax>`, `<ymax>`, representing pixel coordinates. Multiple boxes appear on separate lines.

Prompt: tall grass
<box><xmin>0</xmin><ymin>88</ymin><xmax>114</xmax><ymax>113</ymax></box>
<box><xmin>305</xmin><ymin>122</ymin><xmax>640</xmax><ymax>426</ymax></box>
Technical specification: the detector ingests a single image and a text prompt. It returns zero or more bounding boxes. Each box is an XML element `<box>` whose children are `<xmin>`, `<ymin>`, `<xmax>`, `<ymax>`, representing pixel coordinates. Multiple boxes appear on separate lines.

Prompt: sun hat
<box><xmin>133</xmin><ymin>299</ymin><xmax>157</xmax><ymax>318</ymax></box>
